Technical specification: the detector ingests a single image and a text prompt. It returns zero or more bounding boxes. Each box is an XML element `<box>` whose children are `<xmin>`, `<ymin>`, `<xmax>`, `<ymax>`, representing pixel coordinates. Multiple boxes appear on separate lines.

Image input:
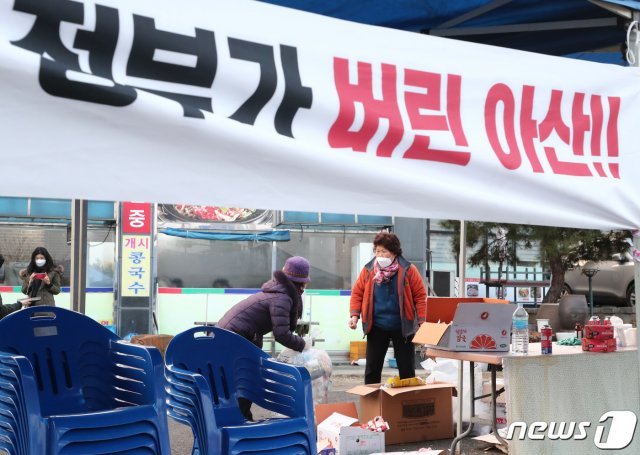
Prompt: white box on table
<box><xmin>414</xmin><ymin>303</ymin><xmax>516</xmax><ymax>352</ymax></box>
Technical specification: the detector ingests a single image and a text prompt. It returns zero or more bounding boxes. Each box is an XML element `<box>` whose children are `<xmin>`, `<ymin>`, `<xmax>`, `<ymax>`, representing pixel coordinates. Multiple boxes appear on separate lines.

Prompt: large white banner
<box><xmin>1</xmin><ymin>0</ymin><xmax>640</xmax><ymax>229</ymax></box>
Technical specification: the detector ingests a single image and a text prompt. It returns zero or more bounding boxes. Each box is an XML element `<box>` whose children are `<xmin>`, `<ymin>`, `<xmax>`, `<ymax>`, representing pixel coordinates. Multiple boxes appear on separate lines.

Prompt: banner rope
<box><xmin>632</xmin><ymin>229</ymin><xmax>640</xmax><ymax>262</ymax></box>
<box><xmin>626</xmin><ymin>21</ymin><xmax>639</xmax><ymax>65</ymax></box>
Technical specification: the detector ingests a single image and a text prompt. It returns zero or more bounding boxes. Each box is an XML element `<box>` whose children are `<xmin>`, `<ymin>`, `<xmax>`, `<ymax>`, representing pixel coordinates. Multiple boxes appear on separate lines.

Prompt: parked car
<box><xmin>562</xmin><ymin>252</ymin><xmax>635</xmax><ymax>307</ymax></box>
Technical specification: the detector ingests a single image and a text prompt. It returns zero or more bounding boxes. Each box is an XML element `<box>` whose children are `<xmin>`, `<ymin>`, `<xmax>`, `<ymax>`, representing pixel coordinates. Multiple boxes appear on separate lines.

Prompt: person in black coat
<box><xmin>0</xmin><ymin>298</ymin><xmax>36</xmax><ymax>320</ymax></box>
<box><xmin>0</xmin><ymin>254</ymin><xmax>19</xmax><ymax>319</ymax></box>
<box><xmin>217</xmin><ymin>256</ymin><xmax>312</xmax><ymax>420</ymax></box>
<box><xmin>0</xmin><ymin>252</ymin><xmax>37</xmax><ymax>319</ymax></box>
<box><xmin>0</xmin><ymin>302</ymin><xmax>21</xmax><ymax>319</ymax></box>
<box><xmin>19</xmin><ymin>247</ymin><xmax>62</xmax><ymax>306</ymax></box>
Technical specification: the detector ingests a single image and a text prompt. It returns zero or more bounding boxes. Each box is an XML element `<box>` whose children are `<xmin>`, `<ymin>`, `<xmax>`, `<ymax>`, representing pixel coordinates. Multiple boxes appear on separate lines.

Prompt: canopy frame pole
<box><xmin>434</xmin><ymin>0</ymin><xmax>512</xmax><ymax>30</ymax></box>
<box><xmin>455</xmin><ymin>220</ymin><xmax>467</xmax><ymax>446</ymax></box>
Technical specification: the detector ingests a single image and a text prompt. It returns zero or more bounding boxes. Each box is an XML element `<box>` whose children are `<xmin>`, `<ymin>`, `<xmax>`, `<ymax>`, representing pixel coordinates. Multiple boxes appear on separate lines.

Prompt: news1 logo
<box><xmin>507</xmin><ymin>411</ymin><xmax>638</xmax><ymax>449</ymax></box>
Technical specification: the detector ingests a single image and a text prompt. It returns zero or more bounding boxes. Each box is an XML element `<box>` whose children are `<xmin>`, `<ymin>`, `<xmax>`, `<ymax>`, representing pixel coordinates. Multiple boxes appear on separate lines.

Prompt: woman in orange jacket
<box><xmin>349</xmin><ymin>232</ymin><xmax>427</xmax><ymax>384</ymax></box>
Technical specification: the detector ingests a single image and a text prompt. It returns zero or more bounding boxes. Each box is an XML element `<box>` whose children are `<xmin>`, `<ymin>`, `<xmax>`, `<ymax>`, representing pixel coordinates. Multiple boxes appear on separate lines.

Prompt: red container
<box><xmin>582</xmin><ymin>337</ymin><xmax>617</xmax><ymax>352</ymax></box>
<box><xmin>541</xmin><ymin>326</ymin><xmax>553</xmax><ymax>355</ymax></box>
<box><xmin>584</xmin><ymin>325</ymin><xmax>614</xmax><ymax>340</ymax></box>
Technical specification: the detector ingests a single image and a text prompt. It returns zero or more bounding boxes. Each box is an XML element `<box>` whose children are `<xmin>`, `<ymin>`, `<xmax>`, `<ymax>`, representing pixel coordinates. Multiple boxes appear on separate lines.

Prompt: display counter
<box><xmin>427</xmin><ymin>343</ymin><xmax>639</xmax><ymax>454</ymax></box>
<box><xmin>504</xmin><ymin>343</ymin><xmax>639</xmax><ymax>455</ymax></box>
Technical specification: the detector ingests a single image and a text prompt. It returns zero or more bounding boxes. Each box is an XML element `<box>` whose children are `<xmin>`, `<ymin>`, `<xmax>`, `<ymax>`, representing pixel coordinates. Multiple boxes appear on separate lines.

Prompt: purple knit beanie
<box><xmin>282</xmin><ymin>256</ymin><xmax>311</xmax><ymax>283</ymax></box>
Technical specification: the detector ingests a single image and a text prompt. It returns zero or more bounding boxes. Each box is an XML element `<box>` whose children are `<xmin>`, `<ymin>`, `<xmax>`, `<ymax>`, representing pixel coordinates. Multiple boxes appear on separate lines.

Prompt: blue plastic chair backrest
<box><xmin>0</xmin><ymin>307</ymin><xmax>121</xmax><ymax>416</ymax></box>
<box><xmin>166</xmin><ymin>327</ymin><xmax>311</xmax><ymax>423</ymax></box>
<box><xmin>165</xmin><ymin>327</ymin><xmax>269</xmax><ymax>416</ymax></box>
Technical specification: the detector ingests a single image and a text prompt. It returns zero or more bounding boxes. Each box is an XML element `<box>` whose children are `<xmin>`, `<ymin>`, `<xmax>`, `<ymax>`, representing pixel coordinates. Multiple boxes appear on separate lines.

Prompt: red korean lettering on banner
<box><xmin>328</xmin><ymin>57</ymin><xmax>470</xmax><ymax>165</ymax></box>
<box><xmin>485</xmin><ymin>83</ymin><xmax>522</xmax><ymax>170</ymax></box>
<box><xmin>403</xmin><ymin>70</ymin><xmax>470</xmax><ymax>165</ymax></box>
<box><xmin>122</xmin><ymin>202</ymin><xmax>151</xmax><ymax>234</ymax></box>
<box><xmin>519</xmin><ymin>85</ymin><xmax>544</xmax><ymax>172</ymax></box>
<box><xmin>484</xmin><ymin>83</ymin><xmax>621</xmax><ymax>178</ymax></box>
<box><xmin>328</xmin><ymin>58</ymin><xmax>403</xmax><ymax>156</ymax></box>
<box><xmin>539</xmin><ymin>89</ymin><xmax>590</xmax><ymax>177</ymax></box>
<box><xmin>606</xmin><ymin>96</ymin><xmax>621</xmax><ymax>178</ymax></box>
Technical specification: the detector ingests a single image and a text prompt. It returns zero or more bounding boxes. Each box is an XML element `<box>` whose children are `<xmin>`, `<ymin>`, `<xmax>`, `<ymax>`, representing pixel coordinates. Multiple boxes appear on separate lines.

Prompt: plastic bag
<box><xmin>425</xmin><ymin>357</ymin><xmax>488</xmax><ymax>426</ymax></box>
<box><xmin>278</xmin><ymin>347</ymin><xmax>333</xmax><ymax>404</ymax></box>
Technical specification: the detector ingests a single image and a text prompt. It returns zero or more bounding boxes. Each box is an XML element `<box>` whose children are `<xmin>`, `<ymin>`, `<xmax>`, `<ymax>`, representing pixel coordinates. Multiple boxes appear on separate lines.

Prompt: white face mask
<box><xmin>35</xmin><ymin>259</ymin><xmax>46</xmax><ymax>267</ymax></box>
<box><xmin>376</xmin><ymin>256</ymin><xmax>393</xmax><ymax>268</ymax></box>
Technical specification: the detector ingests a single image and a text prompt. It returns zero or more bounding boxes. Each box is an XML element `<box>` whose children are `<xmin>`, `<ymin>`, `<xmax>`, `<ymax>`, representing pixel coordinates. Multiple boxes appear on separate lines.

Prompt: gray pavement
<box><xmin>168</xmin><ymin>364</ymin><xmax>504</xmax><ymax>454</ymax></box>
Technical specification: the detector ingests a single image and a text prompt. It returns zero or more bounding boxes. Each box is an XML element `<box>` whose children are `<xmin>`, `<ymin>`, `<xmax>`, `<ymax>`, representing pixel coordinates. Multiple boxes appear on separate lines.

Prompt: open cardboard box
<box><xmin>315</xmin><ymin>402</ymin><xmax>385</xmax><ymax>454</ymax></box>
<box><xmin>425</xmin><ymin>297</ymin><xmax>509</xmax><ymax>323</ymax></box>
<box><xmin>415</xmin><ymin>299</ymin><xmax>514</xmax><ymax>352</ymax></box>
<box><xmin>346</xmin><ymin>382</ymin><xmax>456</xmax><ymax>445</ymax></box>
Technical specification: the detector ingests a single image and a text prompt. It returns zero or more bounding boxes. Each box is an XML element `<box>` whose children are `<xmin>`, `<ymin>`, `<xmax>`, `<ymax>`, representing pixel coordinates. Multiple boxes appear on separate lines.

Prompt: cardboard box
<box><xmin>477</xmin><ymin>402</ymin><xmax>507</xmax><ymax>428</ymax></box>
<box><xmin>336</xmin><ymin>427</ymin><xmax>385</xmax><ymax>455</ymax></box>
<box><xmin>346</xmin><ymin>382</ymin><xmax>456</xmax><ymax>445</ymax></box>
<box><xmin>414</xmin><ymin>303</ymin><xmax>515</xmax><ymax>352</ymax></box>
<box><xmin>480</xmin><ymin>378</ymin><xmax>506</xmax><ymax>404</ymax></box>
<box><xmin>317</xmin><ymin>412</ymin><xmax>359</xmax><ymax>450</ymax></box>
<box><xmin>425</xmin><ymin>297</ymin><xmax>509</xmax><ymax>324</ymax></box>
<box><xmin>582</xmin><ymin>337</ymin><xmax>617</xmax><ymax>352</ymax></box>
<box><xmin>129</xmin><ymin>334</ymin><xmax>174</xmax><ymax>357</ymax></box>
<box><xmin>349</xmin><ymin>341</ymin><xmax>367</xmax><ymax>362</ymax></box>
<box><xmin>315</xmin><ymin>402</ymin><xmax>385</xmax><ymax>455</ymax></box>
<box><xmin>584</xmin><ymin>325</ymin><xmax>614</xmax><ymax>340</ymax></box>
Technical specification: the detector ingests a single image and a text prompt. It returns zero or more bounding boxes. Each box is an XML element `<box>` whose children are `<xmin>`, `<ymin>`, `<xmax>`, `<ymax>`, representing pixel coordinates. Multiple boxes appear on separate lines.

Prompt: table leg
<box><xmin>457</xmin><ymin>360</ymin><xmax>463</xmax><ymax>435</ymax></box>
<box><xmin>450</xmin><ymin>361</ymin><xmax>476</xmax><ymax>454</ymax></box>
<box><xmin>490</xmin><ymin>366</ymin><xmax>508</xmax><ymax>447</ymax></box>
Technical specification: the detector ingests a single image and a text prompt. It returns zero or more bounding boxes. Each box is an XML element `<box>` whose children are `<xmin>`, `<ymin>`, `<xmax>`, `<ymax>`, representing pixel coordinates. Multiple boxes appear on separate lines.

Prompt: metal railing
<box><xmin>479</xmin><ymin>266</ymin><xmax>550</xmax><ymax>306</ymax></box>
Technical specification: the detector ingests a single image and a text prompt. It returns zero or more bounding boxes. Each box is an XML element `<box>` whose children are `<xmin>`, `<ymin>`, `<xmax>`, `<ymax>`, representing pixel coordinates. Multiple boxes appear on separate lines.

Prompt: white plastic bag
<box><xmin>425</xmin><ymin>358</ymin><xmax>488</xmax><ymax>425</ymax></box>
<box><xmin>277</xmin><ymin>347</ymin><xmax>333</xmax><ymax>404</ymax></box>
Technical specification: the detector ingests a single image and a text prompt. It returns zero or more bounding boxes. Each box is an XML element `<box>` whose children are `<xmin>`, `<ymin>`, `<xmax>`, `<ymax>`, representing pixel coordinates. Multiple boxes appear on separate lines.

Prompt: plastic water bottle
<box><xmin>511</xmin><ymin>303</ymin><xmax>529</xmax><ymax>355</ymax></box>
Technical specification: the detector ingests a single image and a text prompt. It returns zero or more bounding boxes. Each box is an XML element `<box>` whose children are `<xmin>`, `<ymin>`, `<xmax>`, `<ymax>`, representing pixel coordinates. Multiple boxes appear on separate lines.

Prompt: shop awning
<box><xmin>160</xmin><ymin>228</ymin><xmax>291</xmax><ymax>242</ymax></box>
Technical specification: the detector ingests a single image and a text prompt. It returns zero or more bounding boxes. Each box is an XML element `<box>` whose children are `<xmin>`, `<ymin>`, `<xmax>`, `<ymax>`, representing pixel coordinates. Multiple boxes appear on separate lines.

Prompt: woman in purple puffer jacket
<box><xmin>217</xmin><ymin>256</ymin><xmax>312</xmax><ymax>420</ymax></box>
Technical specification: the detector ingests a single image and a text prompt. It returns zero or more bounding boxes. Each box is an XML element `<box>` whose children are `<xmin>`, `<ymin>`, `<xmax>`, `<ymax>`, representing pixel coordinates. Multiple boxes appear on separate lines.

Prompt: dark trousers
<box><xmin>238</xmin><ymin>397</ymin><xmax>253</xmax><ymax>421</ymax></box>
<box><xmin>364</xmin><ymin>326</ymin><xmax>415</xmax><ymax>384</ymax></box>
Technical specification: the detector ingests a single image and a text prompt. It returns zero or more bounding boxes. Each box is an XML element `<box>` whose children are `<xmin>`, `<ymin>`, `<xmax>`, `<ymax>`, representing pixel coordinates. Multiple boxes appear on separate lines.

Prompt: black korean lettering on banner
<box><xmin>127</xmin><ymin>15</ymin><xmax>217</xmax><ymax>87</ymax></box>
<box><xmin>228</xmin><ymin>38</ymin><xmax>277</xmax><ymax>125</ymax></box>
<box><xmin>11</xmin><ymin>1</ymin><xmax>311</xmax><ymax>136</ymax></box>
<box><xmin>127</xmin><ymin>15</ymin><xmax>217</xmax><ymax>118</ymax></box>
<box><xmin>275</xmin><ymin>45</ymin><xmax>312</xmax><ymax>137</ymax></box>
<box><xmin>13</xmin><ymin>0</ymin><xmax>136</xmax><ymax>106</ymax></box>
<box><xmin>142</xmin><ymin>90</ymin><xmax>213</xmax><ymax>118</ymax></box>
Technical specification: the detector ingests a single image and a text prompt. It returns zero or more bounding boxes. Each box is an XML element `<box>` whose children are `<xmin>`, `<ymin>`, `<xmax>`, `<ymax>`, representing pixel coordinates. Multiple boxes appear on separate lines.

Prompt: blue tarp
<box><xmin>260</xmin><ymin>0</ymin><xmax>634</xmax><ymax>57</ymax></box>
<box><xmin>160</xmin><ymin>228</ymin><xmax>291</xmax><ymax>242</ymax></box>
<box><xmin>598</xmin><ymin>0</ymin><xmax>640</xmax><ymax>11</ymax></box>
<box><xmin>260</xmin><ymin>0</ymin><xmax>481</xmax><ymax>32</ymax></box>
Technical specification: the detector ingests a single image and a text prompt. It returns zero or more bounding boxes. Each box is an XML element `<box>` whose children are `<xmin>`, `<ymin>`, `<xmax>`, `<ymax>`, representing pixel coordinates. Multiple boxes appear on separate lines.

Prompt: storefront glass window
<box><xmin>87</xmin><ymin>227</ymin><xmax>115</xmax><ymax>287</ymax></box>
<box><xmin>157</xmin><ymin>235</ymin><xmax>272</xmax><ymax>288</ymax></box>
<box><xmin>276</xmin><ymin>231</ymin><xmax>377</xmax><ymax>290</ymax></box>
<box><xmin>0</xmin><ymin>225</ymin><xmax>71</xmax><ymax>286</ymax></box>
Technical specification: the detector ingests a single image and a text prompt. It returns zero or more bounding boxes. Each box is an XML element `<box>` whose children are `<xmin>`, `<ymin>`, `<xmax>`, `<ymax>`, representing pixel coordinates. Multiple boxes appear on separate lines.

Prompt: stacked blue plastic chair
<box><xmin>165</xmin><ymin>326</ymin><xmax>316</xmax><ymax>455</ymax></box>
<box><xmin>0</xmin><ymin>306</ymin><xmax>170</xmax><ymax>454</ymax></box>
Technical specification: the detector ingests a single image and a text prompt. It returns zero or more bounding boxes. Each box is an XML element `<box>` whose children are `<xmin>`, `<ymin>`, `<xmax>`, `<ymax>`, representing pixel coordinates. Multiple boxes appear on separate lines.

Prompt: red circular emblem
<box><xmin>480</xmin><ymin>311</ymin><xmax>489</xmax><ymax>320</ymax></box>
<box><xmin>502</xmin><ymin>329</ymin><xmax>507</xmax><ymax>336</ymax></box>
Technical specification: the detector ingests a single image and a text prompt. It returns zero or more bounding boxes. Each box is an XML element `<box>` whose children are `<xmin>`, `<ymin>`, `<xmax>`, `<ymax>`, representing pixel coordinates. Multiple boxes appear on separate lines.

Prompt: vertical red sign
<box><xmin>122</xmin><ymin>202</ymin><xmax>152</xmax><ymax>234</ymax></box>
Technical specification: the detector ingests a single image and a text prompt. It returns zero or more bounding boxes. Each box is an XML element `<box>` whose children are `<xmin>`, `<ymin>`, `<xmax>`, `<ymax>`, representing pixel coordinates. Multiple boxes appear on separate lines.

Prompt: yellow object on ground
<box><xmin>385</xmin><ymin>375</ymin><xmax>425</xmax><ymax>388</ymax></box>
